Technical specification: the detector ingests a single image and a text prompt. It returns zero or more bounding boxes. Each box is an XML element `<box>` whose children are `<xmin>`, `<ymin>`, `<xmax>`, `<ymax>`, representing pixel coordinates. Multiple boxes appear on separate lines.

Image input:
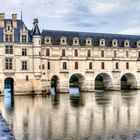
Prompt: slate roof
<box><xmin>41</xmin><ymin>30</ymin><xmax>140</xmax><ymax>48</ymax></box>
<box><xmin>0</xmin><ymin>19</ymin><xmax>32</xmax><ymax>43</ymax></box>
<box><xmin>33</xmin><ymin>23</ymin><xmax>41</xmax><ymax>36</ymax></box>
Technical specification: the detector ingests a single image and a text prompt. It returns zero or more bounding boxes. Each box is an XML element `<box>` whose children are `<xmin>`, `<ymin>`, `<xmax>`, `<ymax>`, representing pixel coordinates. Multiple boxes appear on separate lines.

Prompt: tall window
<box><xmin>48</xmin><ymin>62</ymin><xmax>50</xmax><ymax>70</ymax></box>
<box><xmin>5</xmin><ymin>58</ymin><xmax>12</xmax><ymax>70</ymax></box>
<box><xmin>101</xmin><ymin>50</ymin><xmax>104</xmax><ymax>57</ymax></box>
<box><xmin>74</xmin><ymin>49</ymin><xmax>78</xmax><ymax>57</ymax></box>
<box><xmin>126</xmin><ymin>62</ymin><xmax>129</xmax><ymax>69</ymax></box>
<box><xmin>126</xmin><ymin>51</ymin><xmax>129</xmax><ymax>57</ymax></box>
<box><xmin>89</xmin><ymin>62</ymin><xmax>92</xmax><ymax>69</ymax></box>
<box><xmin>26</xmin><ymin>75</ymin><xmax>29</xmax><ymax>81</ymax></box>
<box><xmin>114</xmin><ymin>51</ymin><xmax>117</xmax><ymax>58</ymax></box>
<box><xmin>22</xmin><ymin>61</ymin><xmax>27</xmax><ymax>70</ymax></box>
<box><xmin>46</xmin><ymin>49</ymin><xmax>50</xmax><ymax>56</ymax></box>
<box><xmin>22</xmin><ymin>35</ymin><xmax>27</xmax><ymax>43</ymax></box>
<box><xmin>115</xmin><ymin>62</ymin><xmax>119</xmax><ymax>69</ymax></box>
<box><xmin>22</xmin><ymin>48</ymin><xmax>27</xmax><ymax>56</ymax></box>
<box><xmin>138</xmin><ymin>52</ymin><xmax>140</xmax><ymax>58</ymax></box>
<box><xmin>5</xmin><ymin>45</ymin><xmax>13</xmax><ymax>54</ymax></box>
<box><xmin>42</xmin><ymin>64</ymin><xmax>45</xmax><ymax>69</ymax></box>
<box><xmin>62</xmin><ymin>49</ymin><xmax>65</xmax><ymax>56</ymax></box>
<box><xmin>101</xmin><ymin>62</ymin><xmax>105</xmax><ymax>69</ymax></box>
<box><xmin>75</xmin><ymin>62</ymin><xmax>78</xmax><ymax>69</ymax></box>
<box><xmin>63</xmin><ymin>62</ymin><xmax>67</xmax><ymax>69</ymax></box>
<box><xmin>87</xmin><ymin>50</ymin><xmax>91</xmax><ymax>57</ymax></box>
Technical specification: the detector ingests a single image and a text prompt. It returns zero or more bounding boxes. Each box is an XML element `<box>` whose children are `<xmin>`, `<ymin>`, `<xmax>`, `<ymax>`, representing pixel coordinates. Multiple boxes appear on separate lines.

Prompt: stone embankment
<box><xmin>0</xmin><ymin>112</ymin><xmax>15</xmax><ymax>140</ymax></box>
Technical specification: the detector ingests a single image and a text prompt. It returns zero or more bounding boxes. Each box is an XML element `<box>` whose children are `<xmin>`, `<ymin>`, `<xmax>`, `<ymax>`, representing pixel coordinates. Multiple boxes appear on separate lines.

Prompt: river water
<box><xmin>0</xmin><ymin>89</ymin><xmax>140</xmax><ymax>140</ymax></box>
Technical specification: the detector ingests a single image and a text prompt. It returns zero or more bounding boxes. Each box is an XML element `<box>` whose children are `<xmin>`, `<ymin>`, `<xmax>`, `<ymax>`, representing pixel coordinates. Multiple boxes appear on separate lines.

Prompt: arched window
<box><xmin>89</xmin><ymin>62</ymin><xmax>92</xmax><ymax>69</ymax></box>
<box><xmin>75</xmin><ymin>62</ymin><xmax>78</xmax><ymax>69</ymax></box>
<box><xmin>62</xmin><ymin>49</ymin><xmax>65</xmax><ymax>56</ymax></box>
<box><xmin>63</xmin><ymin>62</ymin><xmax>67</xmax><ymax>69</ymax></box>
<box><xmin>74</xmin><ymin>49</ymin><xmax>78</xmax><ymax>57</ymax></box>
<box><xmin>87</xmin><ymin>50</ymin><xmax>91</xmax><ymax>57</ymax></box>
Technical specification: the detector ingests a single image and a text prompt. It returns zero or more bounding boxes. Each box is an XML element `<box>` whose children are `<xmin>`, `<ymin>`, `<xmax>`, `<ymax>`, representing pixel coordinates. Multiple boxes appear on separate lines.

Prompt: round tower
<box><xmin>32</xmin><ymin>18</ymin><xmax>42</xmax><ymax>79</ymax></box>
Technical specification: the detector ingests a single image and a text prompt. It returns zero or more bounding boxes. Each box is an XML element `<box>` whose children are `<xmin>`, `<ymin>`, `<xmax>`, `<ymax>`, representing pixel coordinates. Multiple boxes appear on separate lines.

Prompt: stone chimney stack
<box><xmin>12</xmin><ymin>14</ymin><xmax>17</xmax><ymax>28</ymax></box>
<box><xmin>0</xmin><ymin>13</ymin><xmax>5</xmax><ymax>28</ymax></box>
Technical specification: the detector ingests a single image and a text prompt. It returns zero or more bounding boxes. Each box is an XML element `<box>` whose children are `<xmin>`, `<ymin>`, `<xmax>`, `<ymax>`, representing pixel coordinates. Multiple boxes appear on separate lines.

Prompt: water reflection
<box><xmin>1</xmin><ymin>90</ymin><xmax>140</xmax><ymax>140</ymax></box>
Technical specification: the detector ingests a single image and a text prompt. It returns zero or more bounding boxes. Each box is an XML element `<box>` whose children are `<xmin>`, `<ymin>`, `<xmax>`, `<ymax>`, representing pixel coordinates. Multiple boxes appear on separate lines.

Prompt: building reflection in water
<box><xmin>1</xmin><ymin>90</ymin><xmax>140</xmax><ymax>140</ymax></box>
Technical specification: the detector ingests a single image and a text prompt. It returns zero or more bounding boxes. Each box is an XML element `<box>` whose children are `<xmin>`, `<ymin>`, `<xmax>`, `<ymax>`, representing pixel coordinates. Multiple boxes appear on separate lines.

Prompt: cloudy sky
<box><xmin>0</xmin><ymin>0</ymin><xmax>140</xmax><ymax>34</ymax></box>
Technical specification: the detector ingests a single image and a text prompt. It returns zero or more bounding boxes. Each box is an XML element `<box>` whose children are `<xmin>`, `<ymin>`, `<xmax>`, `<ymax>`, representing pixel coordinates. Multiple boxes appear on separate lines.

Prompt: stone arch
<box><xmin>69</xmin><ymin>73</ymin><xmax>85</xmax><ymax>91</ymax></box>
<box><xmin>4</xmin><ymin>77</ymin><xmax>14</xmax><ymax>96</ymax></box>
<box><xmin>50</xmin><ymin>75</ymin><xmax>60</xmax><ymax>92</ymax></box>
<box><xmin>121</xmin><ymin>73</ymin><xmax>137</xmax><ymax>90</ymax></box>
<box><xmin>95</xmin><ymin>73</ymin><xmax>112</xmax><ymax>90</ymax></box>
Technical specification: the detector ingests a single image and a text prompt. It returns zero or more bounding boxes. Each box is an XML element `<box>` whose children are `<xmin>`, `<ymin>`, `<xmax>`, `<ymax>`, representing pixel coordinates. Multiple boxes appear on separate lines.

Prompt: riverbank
<box><xmin>0</xmin><ymin>112</ymin><xmax>15</xmax><ymax>140</ymax></box>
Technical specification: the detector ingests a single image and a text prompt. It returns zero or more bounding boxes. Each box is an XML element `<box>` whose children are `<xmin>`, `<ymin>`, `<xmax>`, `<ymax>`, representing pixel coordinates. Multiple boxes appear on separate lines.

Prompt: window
<box><xmin>112</xmin><ymin>39</ymin><xmax>118</xmax><ymax>47</ymax></box>
<box><xmin>46</xmin><ymin>49</ymin><xmax>50</xmax><ymax>56</ymax></box>
<box><xmin>124</xmin><ymin>40</ymin><xmax>130</xmax><ymax>47</ymax></box>
<box><xmin>73</xmin><ymin>37</ymin><xmax>79</xmax><ymax>45</ymax></box>
<box><xmin>126</xmin><ymin>51</ymin><xmax>129</xmax><ymax>57</ymax></box>
<box><xmin>26</xmin><ymin>75</ymin><xmax>29</xmax><ymax>81</ymax></box>
<box><xmin>5</xmin><ymin>45</ymin><xmax>13</xmax><ymax>54</ymax></box>
<box><xmin>62</xmin><ymin>49</ymin><xmax>65</xmax><ymax>56</ymax></box>
<box><xmin>86</xmin><ymin>38</ymin><xmax>92</xmax><ymax>46</ymax></box>
<box><xmin>89</xmin><ymin>62</ymin><xmax>92</xmax><ymax>69</ymax></box>
<box><xmin>22</xmin><ymin>61</ymin><xmax>27</xmax><ymax>70</ymax></box>
<box><xmin>63</xmin><ymin>62</ymin><xmax>67</xmax><ymax>69</ymax></box>
<box><xmin>75</xmin><ymin>62</ymin><xmax>78</xmax><ymax>69</ymax></box>
<box><xmin>42</xmin><ymin>64</ymin><xmax>45</xmax><ymax>69</ymax></box>
<box><xmin>5</xmin><ymin>34</ymin><xmax>13</xmax><ymax>42</ymax></box>
<box><xmin>114</xmin><ymin>51</ymin><xmax>117</xmax><ymax>58</ymax></box>
<box><xmin>5</xmin><ymin>35</ymin><xmax>8</xmax><ymax>42</ymax></box>
<box><xmin>115</xmin><ymin>62</ymin><xmax>119</xmax><ymax>69</ymax></box>
<box><xmin>48</xmin><ymin>62</ymin><xmax>50</xmax><ymax>70</ymax></box>
<box><xmin>100</xmin><ymin>39</ymin><xmax>105</xmax><ymax>47</ymax></box>
<box><xmin>22</xmin><ymin>35</ymin><xmax>27</xmax><ymax>43</ymax></box>
<box><xmin>61</xmin><ymin>37</ymin><xmax>67</xmax><ymax>45</ymax></box>
<box><xmin>22</xmin><ymin>48</ymin><xmax>27</xmax><ymax>56</ymax></box>
<box><xmin>138</xmin><ymin>52</ymin><xmax>140</xmax><ymax>58</ymax></box>
<box><xmin>74</xmin><ymin>49</ymin><xmax>78</xmax><ymax>57</ymax></box>
<box><xmin>126</xmin><ymin>62</ymin><xmax>129</xmax><ymax>69</ymax></box>
<box><xmin>8</xmin><ymin>26</ymin><xmax>10</xmax><ymax>31</ymax></box>
<box><xmin>101</xmin><ymin>50</ymin><xmax>104</xmax><ymax>57</ymax></box>
<box><xmin>87</xmin><ymin>50</ymin><xmax>91</xmax><ymax>57</ymax></box>
<box><xmin>5</xmin><ymin>58</ymin><xmax>12</xmax><ymax>70</ymax></box>
<box><xmin>101</xmin><ymin>62</ymin><xmax>105</xmax><ymax>69</ymax></box>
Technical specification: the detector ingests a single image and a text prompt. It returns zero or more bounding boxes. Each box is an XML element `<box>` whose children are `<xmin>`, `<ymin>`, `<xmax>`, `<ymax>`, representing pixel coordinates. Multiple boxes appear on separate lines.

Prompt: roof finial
<box><xmin>21</xmin><ymin>11</ymin><xmax>23</xmax><ymax>20</ymax></box>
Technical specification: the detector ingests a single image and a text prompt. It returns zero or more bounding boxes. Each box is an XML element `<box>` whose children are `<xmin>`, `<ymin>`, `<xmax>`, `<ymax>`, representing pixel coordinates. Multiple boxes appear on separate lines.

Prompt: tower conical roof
<box><xmin>33</xmin><ymin>18</ymin><xmax>40</xmax><ymax>36</ymax></box>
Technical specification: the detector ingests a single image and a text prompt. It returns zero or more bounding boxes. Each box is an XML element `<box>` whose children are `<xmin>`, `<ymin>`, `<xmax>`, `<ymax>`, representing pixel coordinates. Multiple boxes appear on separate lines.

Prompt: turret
<box><xmin>32</xmin><ymin>18</ymin><xmax>42</xmax><ymax>79</ymax></box>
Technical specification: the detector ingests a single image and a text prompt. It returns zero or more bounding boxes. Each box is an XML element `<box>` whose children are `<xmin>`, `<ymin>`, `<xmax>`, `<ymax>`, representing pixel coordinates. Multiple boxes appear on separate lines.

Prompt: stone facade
<box><xmin>0</xmin><ymin>13</ymin><xmax>140</xmax><ymax>95</ymax></box>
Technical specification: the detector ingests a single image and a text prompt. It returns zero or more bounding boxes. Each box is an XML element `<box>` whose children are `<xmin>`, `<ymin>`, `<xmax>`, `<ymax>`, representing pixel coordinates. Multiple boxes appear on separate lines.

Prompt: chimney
<box><xmin>12</xmin><ymin>14</ymin><xmax>17</xmax><ymax>28</ymax></box>
<box><xmin>0</xmin><ymin>13</ymin><xmax>5</xmax><ymax>28</ymax></box>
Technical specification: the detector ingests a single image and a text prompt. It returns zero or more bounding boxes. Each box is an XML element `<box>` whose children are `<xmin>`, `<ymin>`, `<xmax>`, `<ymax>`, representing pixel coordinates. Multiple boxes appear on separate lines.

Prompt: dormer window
<box><xmin>137</xmin><ymin>40</ymin><xmax>140</xmax><ymax>47</ymax></box>
<box><xmin>60</xmin><ymin>37</ymin><xmax>67</xmax><ymax>45</ymax></box>
<box><xmin>99</xmin><ymin>39</ymin><xmax>105</xmax><ymax>47</ymax></box>
<box><xmin>86</xmin><ymin>38</ymin><xmax>92</xmax><ymax>46</ymax></box>
<box><xmin>73</xmin><ymin>37</ymin><xmax>79</xmax><ymax>45</ymax></box>
<box><xmin>112</xmin><ymin>39</ymin><xmax>118</xmax><ymax>47</ymax></box>
<box><xmin>8</xmin><ymin>26</ymin><xmax>10</xmax><ymax>31</ymax></box>
<box><xmin>22</xmin><ymin>35</ymin><xmax>27</xmax><ymax>43</ymax></box>
<box><xmin>45</xmin><ymin>36</ymin><xmax>51</xmax><ymax>44</ymax></box>
<box><xmin>124</xmin><ymin>40</ymin><xmax>130</xmax><ymax>47</ymax></box>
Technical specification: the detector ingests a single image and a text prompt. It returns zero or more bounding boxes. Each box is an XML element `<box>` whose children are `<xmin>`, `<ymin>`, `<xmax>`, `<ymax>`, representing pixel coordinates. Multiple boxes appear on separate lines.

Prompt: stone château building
<box><xmin>0</xmin><ymin>13</ymin><xmax>140</xmax><ymax>95</ymax></box>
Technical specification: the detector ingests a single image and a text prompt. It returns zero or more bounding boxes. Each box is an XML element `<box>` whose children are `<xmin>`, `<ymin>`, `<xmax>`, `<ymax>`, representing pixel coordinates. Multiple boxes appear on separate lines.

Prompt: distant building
<box><xmin>0</xmin><ymin>13</ymin><xmax>140</xmax><ymax>95</ymax></box>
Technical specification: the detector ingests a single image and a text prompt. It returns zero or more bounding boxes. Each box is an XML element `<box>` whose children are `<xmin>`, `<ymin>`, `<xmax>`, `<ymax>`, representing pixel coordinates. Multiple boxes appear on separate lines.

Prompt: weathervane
<box><xmin>21</xmin><ymin>11</ymin><xmax>23</xmax><ymax>20</ymax></box>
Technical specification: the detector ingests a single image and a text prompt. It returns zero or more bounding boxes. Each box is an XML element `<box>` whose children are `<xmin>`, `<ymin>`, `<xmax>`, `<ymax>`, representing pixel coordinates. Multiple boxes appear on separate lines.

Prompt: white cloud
<box><xmin>0</xmin><ymin>0</ymin><xmax>140</xmax><ymax>35</ymax></box>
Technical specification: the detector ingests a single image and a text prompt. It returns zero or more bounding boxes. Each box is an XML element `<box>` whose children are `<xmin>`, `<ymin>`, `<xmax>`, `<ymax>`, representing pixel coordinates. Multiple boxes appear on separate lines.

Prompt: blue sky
<box><xmin>0</xmin><ymin>0</ymin><xmax>140</xmax><ymax>34</ymax></box>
